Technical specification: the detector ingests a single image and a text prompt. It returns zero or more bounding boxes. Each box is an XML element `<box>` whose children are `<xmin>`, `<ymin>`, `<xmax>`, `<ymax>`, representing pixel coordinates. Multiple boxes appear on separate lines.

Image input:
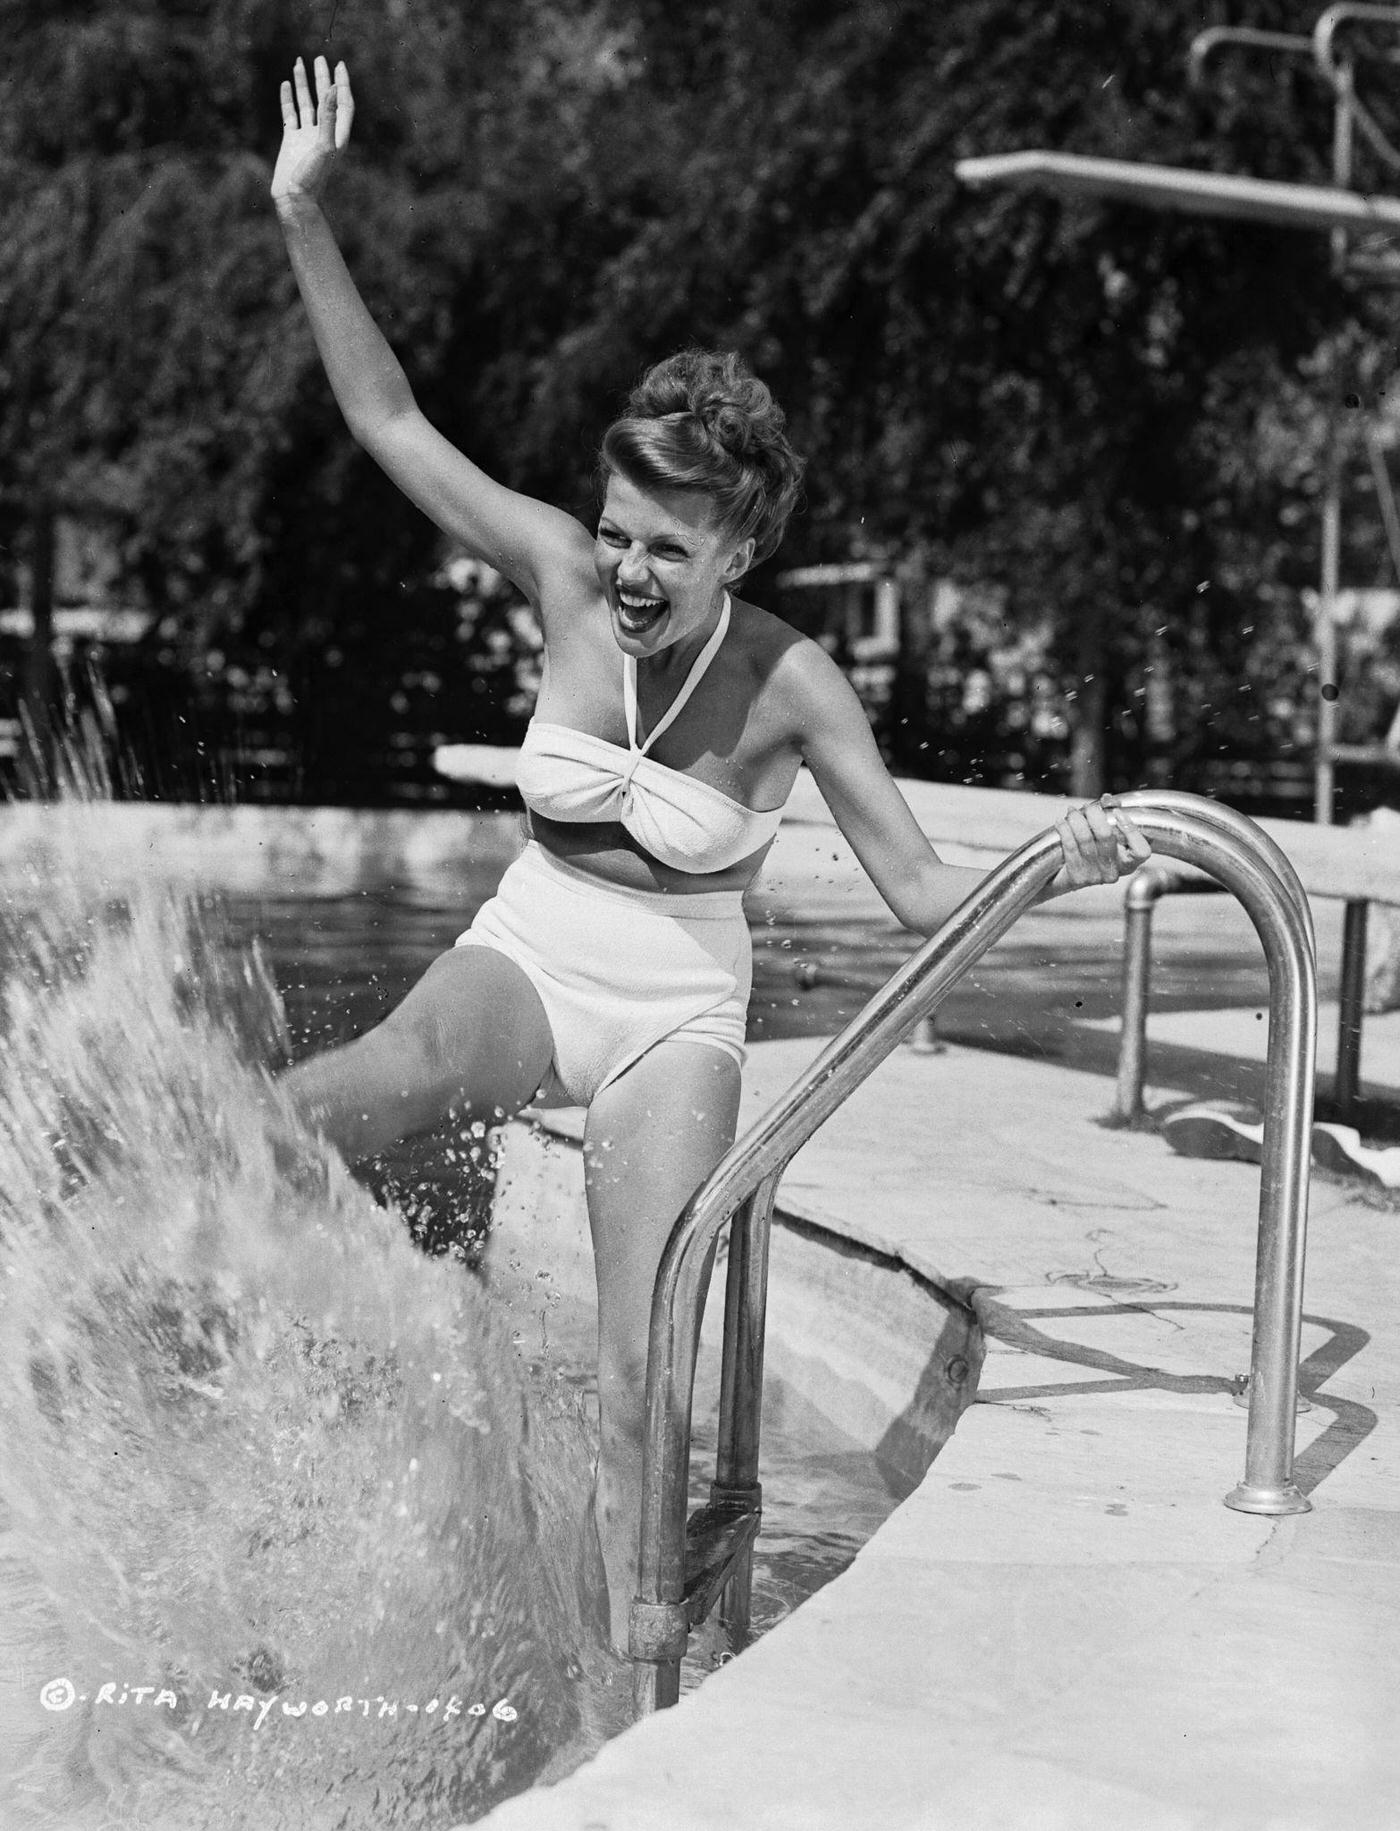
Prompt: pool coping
<box><xmin>476</xmin><ymin>1035</ymin><xmax>1399</xmax><ymax>1831</ymax></box>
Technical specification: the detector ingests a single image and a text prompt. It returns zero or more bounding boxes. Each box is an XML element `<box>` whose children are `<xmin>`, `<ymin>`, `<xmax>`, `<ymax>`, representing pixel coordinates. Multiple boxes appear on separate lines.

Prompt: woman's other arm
<box><xmin>272</xmin><ymin>57</ymin><xmax>589</xmax><ymax>603</ymax></box>
<box><xmin>785</xmin><ymin>641</ymin><xmax>1152</xmax><ymax>937</ymax></box>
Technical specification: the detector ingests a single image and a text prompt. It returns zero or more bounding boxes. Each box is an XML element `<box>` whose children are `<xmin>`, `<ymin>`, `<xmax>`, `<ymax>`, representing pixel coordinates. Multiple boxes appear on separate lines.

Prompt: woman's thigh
<box><xmin>284</xmin><ymin>944</ymin><xmax>556</xmax><ymax>1159</ymax></box>
<box><xmin>376</xmin><ymin>943</ymin><xmax>557</xmax><ymax>1118</ymax></box>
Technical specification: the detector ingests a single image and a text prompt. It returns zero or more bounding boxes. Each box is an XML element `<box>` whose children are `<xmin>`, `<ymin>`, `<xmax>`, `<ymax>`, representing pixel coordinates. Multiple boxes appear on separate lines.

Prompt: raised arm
<box><xmin>271</xmin><ymin>57</ymin><xmax>590</xmax><ymax>604</ymax></box>
<box><xmin>785</xmin><ymin>641</ymin><xmax>1151</xmax><ymax>936</ymax></box>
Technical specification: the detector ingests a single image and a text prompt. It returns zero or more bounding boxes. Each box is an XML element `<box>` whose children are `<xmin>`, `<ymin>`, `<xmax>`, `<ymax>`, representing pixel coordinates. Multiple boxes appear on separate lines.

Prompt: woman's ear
<box><xmin>723</xmin><ymin>538</ymin><xmax>756</xmax><ymax>583</ymax></box>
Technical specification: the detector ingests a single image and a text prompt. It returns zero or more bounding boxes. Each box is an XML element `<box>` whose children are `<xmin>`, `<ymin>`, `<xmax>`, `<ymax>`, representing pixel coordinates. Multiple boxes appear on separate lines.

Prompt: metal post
<box><xmin>1205</xmin><ymin>834</ymin><xmax>1315</xmax><ymax>1515</ymax></box>
<box><xmin>1316</xmin><ymin>57</ymin><xmax>1352</xmax><ymax>824</ymax></box>
<box><xmin>1316</xmin><ymin>425</ymin><xmax>1343</xmax><ymax>827</ymax></box>
<box><xmin>906</xmin><ymin>1012</ymin><xmax>943</xmax><ymax>1053</ymax></box>
<box><xmin>1117</xmin><ymin>795</ymin><xmax>1316</xmax><ymax>1517</ymax></box>
<box><xmin>713</xmin><ymin>1173</ymin><xmax>779</xmax><ymax>1642</ymax></box>
<box><xmin>1115</xmin><ymin>865</ymin><xmax>1173</xmax><ymax>1122</ymax></box>
<box><xmin>1335</xmin><ymin>898</ymin><xmax>1369</xmax><ymax>1120</ymax></box>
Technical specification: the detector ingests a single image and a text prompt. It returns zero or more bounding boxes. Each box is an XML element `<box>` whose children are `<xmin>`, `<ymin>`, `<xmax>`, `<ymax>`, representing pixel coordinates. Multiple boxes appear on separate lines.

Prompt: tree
<box><xmin>468</xmin><ymin>0</ymin><xmax>1389</xmax><ymax>799</ymax></box>
<box><xmin>0</xmin><ymin>0</ymin><xmax>627</xmax><ymax>791</ymax></box>
<box><xmin>4</xmin><ymin>0</ymin><xmax>1395</xmax><ymax>805</ymax></box>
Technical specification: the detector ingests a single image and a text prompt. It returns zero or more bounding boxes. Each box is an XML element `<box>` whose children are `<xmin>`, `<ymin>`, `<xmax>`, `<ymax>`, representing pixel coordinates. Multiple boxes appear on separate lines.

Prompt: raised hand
<box><xmin>272</xmin><ymin>55</ymin><xmax>354</xmax><ymax>207</ymax></box>
<box><xmin>1047</xmin><ymin>793</ymin><xmax>1153</xmax><ymax>896</ymax></box>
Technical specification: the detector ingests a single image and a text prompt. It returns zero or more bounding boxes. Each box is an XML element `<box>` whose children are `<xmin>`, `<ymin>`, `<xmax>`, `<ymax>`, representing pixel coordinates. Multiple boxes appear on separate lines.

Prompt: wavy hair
<box><xmin>598</xmin><ymin>349</ymin><xmax>805</xmax><ymax>566</ymax></box>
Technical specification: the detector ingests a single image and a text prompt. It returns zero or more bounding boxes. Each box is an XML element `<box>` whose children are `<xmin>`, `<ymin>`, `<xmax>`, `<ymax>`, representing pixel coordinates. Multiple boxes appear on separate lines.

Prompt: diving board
<box><xmin>955</xmin><ymin>150</ymin><xmax>1400</xmax><ymax>235</ymax></box>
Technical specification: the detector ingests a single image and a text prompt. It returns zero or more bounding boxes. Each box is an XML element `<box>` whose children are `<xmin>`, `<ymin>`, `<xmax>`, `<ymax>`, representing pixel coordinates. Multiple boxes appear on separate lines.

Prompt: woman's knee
<box><xmin>595</xmin><ymin>1342</ymin><xmax>648</xmax><ymax>1431</ymax></box>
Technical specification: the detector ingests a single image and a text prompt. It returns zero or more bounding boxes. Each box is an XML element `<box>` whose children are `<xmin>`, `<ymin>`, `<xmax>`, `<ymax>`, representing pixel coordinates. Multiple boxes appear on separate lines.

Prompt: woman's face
<box><xmin>594</xmin><ymin>472</ymin><xmax>753</xmax><ymax>659</ymax></box>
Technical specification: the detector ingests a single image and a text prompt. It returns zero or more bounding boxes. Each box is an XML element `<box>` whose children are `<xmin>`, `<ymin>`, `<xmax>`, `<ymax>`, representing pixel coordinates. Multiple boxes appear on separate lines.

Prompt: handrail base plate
<box><xmin>1224</xmin><ymin>1481</ymin><xmax>1311</xmax><ymax>1516</ymax></box>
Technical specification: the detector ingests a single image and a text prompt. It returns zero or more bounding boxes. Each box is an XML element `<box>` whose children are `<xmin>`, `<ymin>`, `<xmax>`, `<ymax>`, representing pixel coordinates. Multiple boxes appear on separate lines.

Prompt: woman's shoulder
<box><xmin>730</xmin><ymin>596</ymin><xmax>812</xmax><ymax>671</ymax></box>
<box><xmin>731</xmin><ymin>600</ymin><xmax>854</xmax><ymax>737</ymax></box>
<box><xmin>732</xmin><ymin>602</ymin><xmax>845</xmax><ymax>690</ymax></box>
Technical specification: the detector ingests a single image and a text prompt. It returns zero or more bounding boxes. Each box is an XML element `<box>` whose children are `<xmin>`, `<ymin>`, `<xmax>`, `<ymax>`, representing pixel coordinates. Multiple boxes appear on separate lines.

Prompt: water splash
<box><xmin>0</xmin><ymin>809</ymin><xmax>617</xmax><ymax>1830</ymax></box>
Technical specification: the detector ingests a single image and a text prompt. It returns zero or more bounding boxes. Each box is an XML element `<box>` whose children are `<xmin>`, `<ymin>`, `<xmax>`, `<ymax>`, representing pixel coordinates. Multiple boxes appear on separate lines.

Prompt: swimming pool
<box><xmin>0</xmin><ymin>797</ymin><xmax>1295</xmax><ymax>1826</ymax></box>
<box><xmin>0</xmin><ymin>804</ymin><xmax>973</xmax><ymax>1828</ymax></box>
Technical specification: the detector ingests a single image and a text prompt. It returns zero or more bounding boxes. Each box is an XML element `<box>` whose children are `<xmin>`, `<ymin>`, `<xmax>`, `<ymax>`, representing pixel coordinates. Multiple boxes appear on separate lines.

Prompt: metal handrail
<box><xmin>628</xmin><ymin>793</ymin><xmax>1317</xmax><ymax>1712</ymax></box>
<box><xmin>1187</xmin><ymin>27</ymin><xmax>1313</xmax><ymax>93</ymax></box>
<box><xmin>1110</xmin><ymin>791</ymin><xmax>1399</xmax><ymax>1126</ymax></box>
<box><xmin>1314</xmin><ymin>6</ymin><xmax>1400</xmax><ymax>175</ymax></box>
<box><xmin>1115</xmin><ymin>789</ymin><xmax>1319</xmax><ymax>1121</ymax></box>
<box><xmin>1120</xmin><ymin>789</ymin><xmax>1317</xmax><ymax>952</ymax></box>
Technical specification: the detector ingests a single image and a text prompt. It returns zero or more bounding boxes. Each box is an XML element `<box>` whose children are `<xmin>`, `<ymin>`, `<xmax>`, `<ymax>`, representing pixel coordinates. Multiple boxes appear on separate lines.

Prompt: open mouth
<box><xmin>615</xmin><ymin>589</ymin><xmax>668</xmax><ymax>636</ymax></box>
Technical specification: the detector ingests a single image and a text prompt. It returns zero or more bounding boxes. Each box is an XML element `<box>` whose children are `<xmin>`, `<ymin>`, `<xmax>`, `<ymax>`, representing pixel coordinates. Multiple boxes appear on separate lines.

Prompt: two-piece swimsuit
<box><xmin>454</xmin><ymin>595</ymin><xmax>789</xmax><ymax>1107</ymax></box>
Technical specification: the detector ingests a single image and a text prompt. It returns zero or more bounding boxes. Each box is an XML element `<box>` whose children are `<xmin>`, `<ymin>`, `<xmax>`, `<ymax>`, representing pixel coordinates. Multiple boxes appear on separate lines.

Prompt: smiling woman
<box><xmin>597</xmin><ymin>471</ymin><xmax>748</xmax><ymax>646</ymax></box>
<box><xmin>268</xmin><ymin>51</ymin><xmax>1153</xmax><ymax>1670</ymax></box>
<box><xmin>595</xmin><ymin>349</ymin><xmax>804</xmax><ymax>645</ymax></box>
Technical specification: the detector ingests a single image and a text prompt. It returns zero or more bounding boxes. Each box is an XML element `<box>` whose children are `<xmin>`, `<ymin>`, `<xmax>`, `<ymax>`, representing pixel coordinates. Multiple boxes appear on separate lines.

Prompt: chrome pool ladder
<box><xmin>628</xmin><ymin>790</ymin><xmax>1318</xmax><ymax>1714</ymax></box>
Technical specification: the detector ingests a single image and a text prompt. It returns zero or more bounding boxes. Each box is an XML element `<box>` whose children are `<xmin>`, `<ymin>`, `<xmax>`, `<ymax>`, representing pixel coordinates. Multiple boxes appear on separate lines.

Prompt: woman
<box><xmin>272</xmin><ymin>56</ymin><xmax>1153</xmax><ymax>1654</ymax></box>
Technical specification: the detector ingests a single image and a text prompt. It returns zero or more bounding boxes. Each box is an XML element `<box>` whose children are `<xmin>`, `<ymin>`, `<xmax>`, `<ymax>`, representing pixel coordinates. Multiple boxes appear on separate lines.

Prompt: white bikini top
<box><xmin>517</xmin><ymin>595</ymin><xmax>787</xmax><ymax>874</ymax></box>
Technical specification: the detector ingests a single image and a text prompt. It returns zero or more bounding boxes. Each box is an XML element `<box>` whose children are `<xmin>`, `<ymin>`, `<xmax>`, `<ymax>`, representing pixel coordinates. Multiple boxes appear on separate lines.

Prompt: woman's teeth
<box><xmin>617</xmin><ymin>591</ymin><xmax>666</xmax><ymax>631</ymax></box>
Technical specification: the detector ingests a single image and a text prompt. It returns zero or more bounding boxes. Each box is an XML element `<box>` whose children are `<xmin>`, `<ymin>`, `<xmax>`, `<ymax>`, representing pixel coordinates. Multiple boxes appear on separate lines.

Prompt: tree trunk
<box><xmin>1068</xmin><ymin>588</ymin><xmax>1108</xmax><ymax>800</ymax></box>
<box><xmin>23</xmin><ymin>495</ymin><xmax>58</xmax><ymax>774</ymax></box>
<box><xmin>1069</xmin><ymin>677</ymin><xmax>1107</xmax><ymax>797</ymax></box>
<box><xmin>888</xmin><ymin>565</ymin><xmax>935</xmax><ymax>774</ymax></box>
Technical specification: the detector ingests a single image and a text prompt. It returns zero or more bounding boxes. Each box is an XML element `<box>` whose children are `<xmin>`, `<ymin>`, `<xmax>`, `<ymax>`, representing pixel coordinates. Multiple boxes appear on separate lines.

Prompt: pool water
<box><xmin>0</xmin><ymin>834</ymin><xmax>916</xmax><ymax>1831</ymax></box>
<box><xmin>0</xmin><ymin>861</ymin><xmax>625</xmax><ymax>1830</ymax></box>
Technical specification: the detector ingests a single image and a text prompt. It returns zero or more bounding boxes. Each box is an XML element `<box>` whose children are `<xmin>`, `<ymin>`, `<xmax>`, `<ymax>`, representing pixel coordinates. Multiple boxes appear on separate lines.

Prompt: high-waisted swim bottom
<box><xmin>454</xmin><ymin>841</ymin><xmax>751</xmax><ymax>1108</ymax></box>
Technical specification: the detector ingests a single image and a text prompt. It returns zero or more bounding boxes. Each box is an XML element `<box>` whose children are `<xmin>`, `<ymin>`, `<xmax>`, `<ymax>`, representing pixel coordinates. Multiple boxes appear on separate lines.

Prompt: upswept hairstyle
<box><xmin>598</xmin><ymin>349</ymin><xmax>805</xmax><ymax>567</ymax></box>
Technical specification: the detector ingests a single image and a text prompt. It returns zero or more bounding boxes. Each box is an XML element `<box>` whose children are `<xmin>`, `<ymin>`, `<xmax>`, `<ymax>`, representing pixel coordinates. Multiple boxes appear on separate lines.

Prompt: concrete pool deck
<box><xmin>480</xmin><ymin>1007</ymin><xmax>1399</xmax><ymax>1828</ymax></box>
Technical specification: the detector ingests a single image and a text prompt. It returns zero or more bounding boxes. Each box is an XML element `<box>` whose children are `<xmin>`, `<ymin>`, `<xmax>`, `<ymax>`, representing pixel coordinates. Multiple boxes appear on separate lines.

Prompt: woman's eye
<box><xmin>598</xmin><ymin>528</ymin><xmax>626</xmax><ymax>547</ymax></box>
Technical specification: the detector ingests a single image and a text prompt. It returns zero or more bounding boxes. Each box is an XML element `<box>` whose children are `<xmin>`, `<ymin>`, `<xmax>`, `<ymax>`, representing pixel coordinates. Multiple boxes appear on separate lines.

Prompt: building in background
<box><xmin>0</xmin><ymin>507</ymin><xmax>152</xmax><ymax>766</ymax></box>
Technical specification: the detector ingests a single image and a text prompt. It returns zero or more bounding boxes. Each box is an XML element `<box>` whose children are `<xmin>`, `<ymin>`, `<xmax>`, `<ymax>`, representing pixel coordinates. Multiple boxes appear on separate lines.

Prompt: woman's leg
<box><xmin>282</xmin><ymin>946</ymin><xmax>555</xmax><ymax>1162</ymax></box>
<box><xmin>581</xmin><ymin>1040</ymin><xmax>742</xmax><ymax>1653</ymax></box>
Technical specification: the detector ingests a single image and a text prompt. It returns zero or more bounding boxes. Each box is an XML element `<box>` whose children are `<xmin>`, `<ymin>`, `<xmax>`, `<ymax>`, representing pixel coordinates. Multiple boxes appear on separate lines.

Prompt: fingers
<box><xmin>293</xmin><ymin>55</ymin><xmax>315</xmax><ymax>123</ymax></box>
<box><xmin>336</xmin><ymin>61</ymin><xmax>356</xmax><ymax>146</ymax></box>
<box><xmin>1060</xmin><ymin>805</ymin><xmax>1114</xmax><ymax>884</ymax></box>
<box><xmin>1098</xmin><ymin>793</ymin><xmax>1154</xmax><ymax>866</ymax></box>
<box><xmin>1117</xmin><ymin>818</ymin><xmax>1154</xmax><ymax>867</ymax></box>
<box><xmin>281</xmin><ymin>55</ymin><xmax>351</xmax><ymax>145</ymax></box>
<box><xmin>1056</xmin><ymin>796</ymin><xmax>1153</xmax><ymax>889</ymax></box>
<box><xmin>283</xmin><ymin>55</ymin><xmax>352</xmax><ymax>142</ymax></box>
<box><xmin>1082</xmin><ymin>798</ymin><xmax>1119</xmax><ymax>852</ymax></box>
<box><xmin>316</xmin><ymin>55</ymin><xmax>338</xmax><ymax>145</ymax></box>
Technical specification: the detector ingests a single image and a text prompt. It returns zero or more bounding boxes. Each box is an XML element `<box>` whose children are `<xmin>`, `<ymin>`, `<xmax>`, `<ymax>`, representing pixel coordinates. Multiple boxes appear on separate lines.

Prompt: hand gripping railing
<box><xmin>627</xmin><ymin>792</ymin><xmax>1317</xmax><ymax>1714</ymax></box>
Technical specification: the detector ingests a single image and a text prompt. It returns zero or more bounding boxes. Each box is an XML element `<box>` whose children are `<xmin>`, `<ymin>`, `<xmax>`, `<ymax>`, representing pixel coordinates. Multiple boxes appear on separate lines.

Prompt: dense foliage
<box><xmin>2</xmin><ymin>0</ymin><xmax>1398</xmax><ymax>805</ymax></box>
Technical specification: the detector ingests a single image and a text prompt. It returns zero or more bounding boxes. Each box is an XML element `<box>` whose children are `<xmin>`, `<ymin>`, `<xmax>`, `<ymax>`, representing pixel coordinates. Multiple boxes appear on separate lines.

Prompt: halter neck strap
<box><xmin>624</xmin><ymin>594</ymin><xmax>732</xmax><ymax>756</ymax></box>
